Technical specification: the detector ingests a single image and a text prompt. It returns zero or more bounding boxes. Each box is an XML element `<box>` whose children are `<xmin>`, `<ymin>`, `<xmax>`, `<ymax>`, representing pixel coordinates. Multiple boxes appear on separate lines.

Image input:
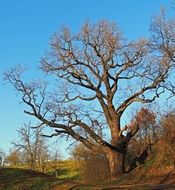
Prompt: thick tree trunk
<box><xmin>106</xmin><ymin>149</ymin><xmax>125</xmax><ymax>179</ymax></box>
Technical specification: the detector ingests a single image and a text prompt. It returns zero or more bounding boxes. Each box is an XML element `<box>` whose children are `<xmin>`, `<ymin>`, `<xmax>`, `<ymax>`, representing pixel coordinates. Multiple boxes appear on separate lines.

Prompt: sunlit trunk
<box><xmin>106</xmin><ymin>148</ymin><xmax>125</xmax><ymax>179</ymax></box>
<box><xmin>104</xmin><ymin>115</ymin><xmax>128</xmax><ymax>179</ymax></box>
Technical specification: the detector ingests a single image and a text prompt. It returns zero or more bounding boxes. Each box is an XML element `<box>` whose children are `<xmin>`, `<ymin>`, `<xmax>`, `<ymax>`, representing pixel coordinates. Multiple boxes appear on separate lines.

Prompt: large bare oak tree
<box><xmin>4</xmin><ymin>19</ymin><xmax>174</xmax><ymax>179</ymax></box>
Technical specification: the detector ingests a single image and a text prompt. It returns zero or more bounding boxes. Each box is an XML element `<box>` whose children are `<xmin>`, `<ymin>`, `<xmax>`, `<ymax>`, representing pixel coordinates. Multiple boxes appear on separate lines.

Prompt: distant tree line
<box><xmin>1</xmin><ymin>123</ymin><xmax>61</xmax><ymax>175</ymax></box>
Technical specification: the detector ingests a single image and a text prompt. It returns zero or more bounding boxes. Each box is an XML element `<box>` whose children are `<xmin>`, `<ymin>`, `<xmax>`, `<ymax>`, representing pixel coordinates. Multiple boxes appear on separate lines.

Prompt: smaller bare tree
<box><xmin>0</xmin><ymin>148</ymin><xmax>6</xmax><ymax>167</ymax></box>
<box><xmin>36</xmin><ymin>136</ymin><xmax>49</xmax><ymax>172</ymax></box>
<box><xmin>6</xmin><ymin>149</ymin><xmax>21</xmax><ymax>166</ymax></box>
<box><xmin>134</xmin><ymin>108</ymin><xmax>157</xmax><ymax>147</ymax></box>
<box><xmin>49</xmin><ymin>147</ymin><xmax>61</xmax><ymax>178</ymax></box>
<box><xmin>12</xmin><ymin>123</ymin><xmax>49</xmax><ymax>171</ymax></box>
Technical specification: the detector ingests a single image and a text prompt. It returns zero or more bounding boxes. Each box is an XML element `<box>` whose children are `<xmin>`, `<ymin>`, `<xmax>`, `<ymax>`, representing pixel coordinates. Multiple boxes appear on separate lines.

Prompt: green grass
<box><xmin>0</xmin><ymin>168</ymin><xmax>60</xmax><ymax>190</ymax></box>
<box><xmin>0</xmin><ymin>166</ymin><xmax>94</xmax><ymax>190</ymax></box>
<box><xmin>0</xmin><ymin>161</ymin><xmax>80</xmax><ymax>190</ymax></box>
<box><xmin>56</xmin><ymin>160</ymin><xmax>80</xmax><ymax>180</ymax></box>
<box><xmin>46</xmin><ymin>160</ymin><xmax>80</xmax><ymax>180</ymax></box>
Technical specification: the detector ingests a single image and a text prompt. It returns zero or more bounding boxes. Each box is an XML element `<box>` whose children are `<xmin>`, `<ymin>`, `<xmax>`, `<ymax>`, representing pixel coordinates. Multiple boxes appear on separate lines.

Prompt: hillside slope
<box><xmin>0</xmin><ymin>168</ymin><xmax>59</xmax><ymax>190</ymax></box>
<box><xmin>1</xmin><ymin>147</ymin><xmax>175</xmax><ymax>190</ymax></box>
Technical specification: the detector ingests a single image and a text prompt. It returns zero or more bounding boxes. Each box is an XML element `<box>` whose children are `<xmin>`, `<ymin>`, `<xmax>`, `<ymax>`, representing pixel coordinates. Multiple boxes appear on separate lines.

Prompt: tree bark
<box><xmin>105</xmin><ymin>148</ymin><xmax>125</xmax><ymax>179</ymax></box>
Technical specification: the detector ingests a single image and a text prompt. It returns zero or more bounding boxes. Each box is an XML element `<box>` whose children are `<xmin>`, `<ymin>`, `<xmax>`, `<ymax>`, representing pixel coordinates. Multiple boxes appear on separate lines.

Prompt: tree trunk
<box><xmin>106</xmin><ymin>149</ymin><xmax>125</xmax><ymax>179</ymax></box>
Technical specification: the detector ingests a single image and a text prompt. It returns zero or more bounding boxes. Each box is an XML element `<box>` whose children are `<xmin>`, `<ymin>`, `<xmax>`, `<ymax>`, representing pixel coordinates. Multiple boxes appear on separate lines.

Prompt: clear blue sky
<box><xmin>0</xmin><ymin>0</ymin><xmax>173</xmax><ymax>156</ymax></box>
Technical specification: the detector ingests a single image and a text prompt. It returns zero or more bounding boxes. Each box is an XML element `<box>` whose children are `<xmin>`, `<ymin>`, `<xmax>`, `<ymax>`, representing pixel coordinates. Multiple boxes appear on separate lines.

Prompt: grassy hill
<box><xmin>0</xmin><ymin>167</ymin><xmax>89</xmax><ymax>190</ymax></box>
<box><xmin>0</xmin><ymin>168</ymin><xmax>60</xmax><ymax>190</ymax></box>
<box><xmin>1</xmin><ymin>166</ymin><xmax>175</xmax><ymax>190</ymax></box>
<box><xmin>0</xmin><ymin>159</ymin><xmax>80</xmax><ymax>190</ymax></box>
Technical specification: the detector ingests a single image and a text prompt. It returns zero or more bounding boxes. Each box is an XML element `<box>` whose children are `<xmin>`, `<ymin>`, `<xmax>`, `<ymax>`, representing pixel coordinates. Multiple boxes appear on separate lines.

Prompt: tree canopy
<box><xmin>4</xmin><ymin>15</ymin><xmax>175</xmax><ymax>178</ymax></box>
